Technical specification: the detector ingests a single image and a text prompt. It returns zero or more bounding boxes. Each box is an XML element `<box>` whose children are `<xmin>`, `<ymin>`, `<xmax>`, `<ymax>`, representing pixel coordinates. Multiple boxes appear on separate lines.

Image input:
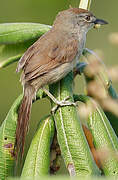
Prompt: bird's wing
<box><xmin>18</xmin><ymin>30</ymin><xmax>78</xmax><ymax>82</ymax></box>
<box><xmin>16</xmin><ymin>33</ymin><xmax>46</xmax><ymax>73</ymax></box>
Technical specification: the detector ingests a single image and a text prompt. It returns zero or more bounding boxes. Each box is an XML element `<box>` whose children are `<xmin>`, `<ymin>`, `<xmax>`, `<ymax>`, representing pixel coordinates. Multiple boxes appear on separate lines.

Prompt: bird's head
<box><xmin>54</xmin><ymin>8</ymin><xmax>108</xmax><ymax>33</ymax></box>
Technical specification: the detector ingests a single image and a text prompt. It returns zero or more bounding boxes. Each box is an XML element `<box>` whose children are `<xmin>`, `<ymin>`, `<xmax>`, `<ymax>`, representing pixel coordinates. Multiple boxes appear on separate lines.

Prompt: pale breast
<box><xmin>71</xmin><ymin>34</ymin><xmax>86</xmax><ymax>69</ymax></box>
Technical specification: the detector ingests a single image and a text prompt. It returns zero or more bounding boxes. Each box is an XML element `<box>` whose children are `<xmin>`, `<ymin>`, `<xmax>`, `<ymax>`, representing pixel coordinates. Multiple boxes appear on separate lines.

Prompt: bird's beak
<box><xmin>94</xmin><ymin>18</ymin><xmax>108</xmax><ymax>25</ymax></box>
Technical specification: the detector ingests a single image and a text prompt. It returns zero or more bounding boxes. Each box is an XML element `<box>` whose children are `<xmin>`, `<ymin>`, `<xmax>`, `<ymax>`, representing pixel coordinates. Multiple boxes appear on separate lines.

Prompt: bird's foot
<box><xmin>51</xmin><ymin>96</ymin><xmax>76</xmax><ymax>113</ymax></box>
<box><xmin>42</xmin><ymin>88</ymin><xmax>76</xmax><ymax>113</ymax></box>
<box><xmin>57</xmin><ymin>96</ymin><xmax>76</xmax><ymax>106</ymax></box>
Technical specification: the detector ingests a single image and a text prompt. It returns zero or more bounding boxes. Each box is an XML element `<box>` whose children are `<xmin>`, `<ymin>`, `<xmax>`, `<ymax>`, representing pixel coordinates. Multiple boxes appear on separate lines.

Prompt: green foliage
<box><xmin>0</xmin><ymin>23</ymin><xmax>50</xmax><ymax>69</ymax></box>
<box><xmin>22</xmin><ymin>115</ymin><xmax>54</xmax><ymax>177</ymax></box>
<box><xmin>0</xmin><ymin>23</ymin><xmax>51</xmax><ymax>44</ymax></box>
<box><xmin>7</xmin><ymin>176</ymin><xmax>118</xmax><ymax>180</ymax></box>
<box><xmin>0</xmin><ymin>95</ymin><xmax>22</xmax><ymax>180</ymax></box>
<box><xmin>77</xmin><ymin>95</ymin><xmax>118</xmax><ymax>175</ymax></box>
<box><xmin>0</xmin><ymin>0</ymin><xmax>118</xmax><ymax>179</ymax></box>
<box><xmin>49</xmin><ymin>73</ymin><xmax>100</xmax><ymax>176</ymax></box>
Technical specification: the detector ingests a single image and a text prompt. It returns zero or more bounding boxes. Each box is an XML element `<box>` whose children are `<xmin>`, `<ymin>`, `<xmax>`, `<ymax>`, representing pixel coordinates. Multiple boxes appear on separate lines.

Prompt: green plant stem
<box><xmin>49</xmin><ymin>72</ymin><xmax>100</xmax><ymax>176</ymax></box>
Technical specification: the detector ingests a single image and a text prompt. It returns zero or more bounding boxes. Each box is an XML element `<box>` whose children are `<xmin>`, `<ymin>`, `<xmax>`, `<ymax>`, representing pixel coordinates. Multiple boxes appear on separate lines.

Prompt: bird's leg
<box><xmin>42</xmin><ymin>87</ymin><xmax>76</xmax><ymax>107</ymax></box>
<box><xmin>74</xmin><ymin>62</ymin><xmax>88</xmax><ymax>77</ymax></box>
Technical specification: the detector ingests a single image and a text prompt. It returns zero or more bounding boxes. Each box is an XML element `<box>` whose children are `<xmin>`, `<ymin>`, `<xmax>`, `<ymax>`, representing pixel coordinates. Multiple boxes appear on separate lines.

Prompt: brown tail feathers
<box><xmin>15</xmin><ymin>85</ymin><xmax>35</xmax><ymax>158</ymax></box>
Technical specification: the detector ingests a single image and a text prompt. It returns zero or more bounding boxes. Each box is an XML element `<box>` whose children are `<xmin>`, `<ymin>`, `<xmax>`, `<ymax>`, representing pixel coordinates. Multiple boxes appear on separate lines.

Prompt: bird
<box><xmin>15</xmin><ymin>7</ymin><xmax>108</xmax><ymax>158</ymax></box>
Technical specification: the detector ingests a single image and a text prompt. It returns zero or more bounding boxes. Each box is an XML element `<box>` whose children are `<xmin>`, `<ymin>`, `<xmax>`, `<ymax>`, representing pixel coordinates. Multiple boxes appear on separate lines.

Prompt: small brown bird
<box><xmin>15</xmin><ymin>8</ymin><xmax>108</xmax><ymax>157</ymax></box>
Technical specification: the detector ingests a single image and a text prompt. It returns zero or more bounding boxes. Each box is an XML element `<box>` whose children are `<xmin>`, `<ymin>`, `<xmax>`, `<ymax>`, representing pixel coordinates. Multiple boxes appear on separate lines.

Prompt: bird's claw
<box><xmin>51</xmin><ymin>96</ymin><xmax>77</xmax><ymax>114</ymax></box>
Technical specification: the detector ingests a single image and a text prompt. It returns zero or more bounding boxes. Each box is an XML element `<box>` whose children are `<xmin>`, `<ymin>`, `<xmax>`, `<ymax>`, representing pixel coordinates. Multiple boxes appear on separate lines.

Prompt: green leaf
<box><xmin>0</xmin><ymin>23</ymin><xmax>51</xmax><ymax>69</ymax></box>
<box><xmin>22</xmin><ymin>115</ymin><xmax>55</xmax><ymax>177</ymax></box>
<box><xmin>77</xmin><ymin>95</ymin><xmax>118</xmax><ymax>176</ymax></box>
<box><xmin>0</xmin><ymin>89</ymin><xmax>47</xmax><ymax>179</ymax></box>
<box><xmin>0</xmin><ymin>23</ymin><xmax>51</xmax><ymax>44</ymax></box>
<box><xmin>0</xmin><ymin>41</ymin><xmax>33</xmax><ymax>68</ymax></box>
<box><xmin>0</xmin><ymin>95</ymin><xmax>22</xmax><ymax>180</ymax></box>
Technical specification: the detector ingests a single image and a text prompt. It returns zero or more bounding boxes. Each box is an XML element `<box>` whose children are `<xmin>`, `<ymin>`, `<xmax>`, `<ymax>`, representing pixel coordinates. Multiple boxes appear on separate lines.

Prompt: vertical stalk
<box><xmin>49</xmin><ymin>73</ymin><xmax>100</xmax><ymax>176</ymax></box>
<box><xmin>79</xmin><ymin>0</ymin><xmax>92</xmax><ymax>10</ymax></box>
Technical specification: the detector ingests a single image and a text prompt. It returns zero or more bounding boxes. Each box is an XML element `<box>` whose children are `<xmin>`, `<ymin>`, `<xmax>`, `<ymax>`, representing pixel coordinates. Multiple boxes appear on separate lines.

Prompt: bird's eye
<box><xmin>85</xmin><ymin>15</ymin><xmax>91</xmax><ymax>21</ymax></box>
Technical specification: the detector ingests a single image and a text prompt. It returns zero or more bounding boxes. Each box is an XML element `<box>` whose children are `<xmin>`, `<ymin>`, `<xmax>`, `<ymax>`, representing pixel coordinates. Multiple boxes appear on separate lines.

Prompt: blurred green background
<box><xmin>0</xmin><ymin>0</ymin><xmax>118</xmax><ymax>156</ymax></box>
